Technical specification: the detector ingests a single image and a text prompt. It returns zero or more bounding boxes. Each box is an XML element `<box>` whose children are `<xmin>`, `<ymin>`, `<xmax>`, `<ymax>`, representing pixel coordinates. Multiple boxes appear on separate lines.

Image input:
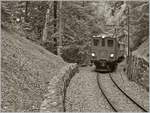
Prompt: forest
<box><xmin>1</xmin><ymin>1</ymin><xmax>149</xmax><ymax>65</ymax></box>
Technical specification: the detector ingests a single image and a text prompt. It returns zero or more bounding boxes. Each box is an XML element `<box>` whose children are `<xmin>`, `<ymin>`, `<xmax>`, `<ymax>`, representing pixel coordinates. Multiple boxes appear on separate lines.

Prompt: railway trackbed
<box><xmin>97</xmin><ymin>73</ymin><xmax>148</xmax><ymax>112</ymax></box>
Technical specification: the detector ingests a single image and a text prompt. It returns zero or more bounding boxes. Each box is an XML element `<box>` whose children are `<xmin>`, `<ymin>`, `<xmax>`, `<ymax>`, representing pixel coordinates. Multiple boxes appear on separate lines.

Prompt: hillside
<box><xmin>133</xmin><ymin>39</ymin><xmax>149</xmax><ymax>62</ymax></box>
<box><xmin>130</xmin><ymin>38</ymin><xmax>149</xmax><ymax>91</ymax></box>
<box><xmin>1</xmin><ymin>28</ymin><xmax>67</xmax><ymax>112</ymax></box>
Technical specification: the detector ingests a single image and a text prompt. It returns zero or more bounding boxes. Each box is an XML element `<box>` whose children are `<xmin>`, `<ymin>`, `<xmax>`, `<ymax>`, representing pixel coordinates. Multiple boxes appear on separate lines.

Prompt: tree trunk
<box><xmin>53</xmin><ymin>1</ymin><xmax>58</xmax><ymax>55</ymax></box>
<box><xmin>58</xmin><ymin>1</ymin><xmax>62</xmax><ymax>56</ymax></box>
<box><xmin>25</xmin><ymin>1</ymin><xmax>29</xmax><ymax>22</ymax></box>
<box><xmin>42</xmin><ymin>2</ymin><xmax>52</xmax><ymax>42</ymax></box>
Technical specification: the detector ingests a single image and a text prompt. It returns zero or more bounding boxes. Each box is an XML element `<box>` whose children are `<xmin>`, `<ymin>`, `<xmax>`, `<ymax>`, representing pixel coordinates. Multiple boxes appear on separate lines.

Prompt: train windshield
<box><xmin>93</xmin><ymin>39</ymin><xmax>99</xmax><ymax>46</ymax></box>
<box><xmin>107</xmin><ymin>39</ymin><xmax>114</xmax><ymax>47</ymax></box>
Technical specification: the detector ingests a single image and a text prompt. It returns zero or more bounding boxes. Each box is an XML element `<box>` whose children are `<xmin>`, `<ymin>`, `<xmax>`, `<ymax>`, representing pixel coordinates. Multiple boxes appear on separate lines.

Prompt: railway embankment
<box><xmin>128</xmin><ymin>40</ymin><xmax>149</xmax><ymax>91</ymax></box>
<box><xmin>1</xmin><ymin>28</ymin><xmax>78</xmax><ymax>112</ymax></box>
<box><xmin>40</xmin><ymin>63</ymin><xmax>78</xmax><ymax>112</ymax></box>
<box><xmin>121</xmin><ymin>40</ymin><xmax>149</xmax><ymax>91</ymax></box>
<box><xmin>129</xmin><ymin>55</ymin><xmax>149</xmax><ymax>91</ymax></box>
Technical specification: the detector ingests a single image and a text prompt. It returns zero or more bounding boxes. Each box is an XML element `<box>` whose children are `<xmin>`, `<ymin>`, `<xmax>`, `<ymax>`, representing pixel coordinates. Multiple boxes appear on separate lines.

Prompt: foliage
<box><xmin>48</xmin><ymin>1</ymin><xmax>104</xmax><ymax>63</ymax></box>
<box><xmin>1</xmin><ymin>1</ymin><xmax>148</xmax><ymax>63</ymax></box>
<box><xmin>1</xmin><ymin>1</ymin><xmax>48</xmax><ymax>38</ymax></box>
<box><xmin>61</xmin><ymin>45</ymin><xmax>81</xmax><ymax>64</ymax></box>
<box><xmin>105</xmin><ymin>1</ymin><xmax>149</xmax><ymax>51</ymax></box>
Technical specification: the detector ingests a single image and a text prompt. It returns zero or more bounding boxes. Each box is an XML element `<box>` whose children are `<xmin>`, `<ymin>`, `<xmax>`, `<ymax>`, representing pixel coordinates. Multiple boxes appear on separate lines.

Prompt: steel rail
<box><xmin>96</xmin><ymin>73</ymin><xmax>118</xmax><ymax>112</ymax></box>
<box><xmin>109</xmin><ymin>73</ymin><xmax>148</xmax><ymax>112</ymax></box>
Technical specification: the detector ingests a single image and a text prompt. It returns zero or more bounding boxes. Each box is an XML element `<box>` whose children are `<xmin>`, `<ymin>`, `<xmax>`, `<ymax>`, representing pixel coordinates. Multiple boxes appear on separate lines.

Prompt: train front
<box><xmin>90</xmin><ymin>34</ymin><xmax>117</xmax><ymax>72</ymax></box>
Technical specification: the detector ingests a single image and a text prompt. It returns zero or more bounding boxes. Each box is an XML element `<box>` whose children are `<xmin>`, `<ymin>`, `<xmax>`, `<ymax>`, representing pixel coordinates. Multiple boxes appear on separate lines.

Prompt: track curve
<box><xmin>97</xmin><ymin>72</ymin><xmax>148</xmax><ymax>112</ymax></box>
<box><xmin>96</xmin><ymin>73</ymin><xmax>118</xmax><ymax>112</ymax></box>
<box><xmin>109</xmin><ymin>73</ymin><xmax>148</xmax><ymax>112</ymax></box>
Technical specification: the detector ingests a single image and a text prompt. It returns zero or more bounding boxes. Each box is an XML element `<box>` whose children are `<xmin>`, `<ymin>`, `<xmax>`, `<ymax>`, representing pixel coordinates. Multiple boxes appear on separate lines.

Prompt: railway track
<box><xmin>96</xmin><ymin>73</ymin><xmax>117</xmax><ymax>112</ymax></box>
<box><xmin>97</xmin><ymin>73</ymin><xmax>148</xmax><ymax>112</ymax></box>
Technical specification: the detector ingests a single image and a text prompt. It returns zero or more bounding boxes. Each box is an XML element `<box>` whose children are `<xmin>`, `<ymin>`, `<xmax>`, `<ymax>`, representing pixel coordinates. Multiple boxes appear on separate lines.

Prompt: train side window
<box><xmin>107</xmin><ymin>39</ymin><xmax>114</xmax><ymax>47</ymax></box>
<box><xmin>102</xmin><ymin>38</ymin><xmax>105</xmax><ymax>46</ymax></box>
<box><xmin>93</xmin><ymin>39</ymin><xmax>99</xmax><ymax>46</ymax></box>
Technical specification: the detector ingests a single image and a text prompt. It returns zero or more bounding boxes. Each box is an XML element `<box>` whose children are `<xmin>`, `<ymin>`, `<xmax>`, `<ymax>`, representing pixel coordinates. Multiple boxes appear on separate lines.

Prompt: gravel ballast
<box><xmin>65</xmin><ymin>67</ymin><xmax>113</xmax><ymax>112</ymax></box>
<box><xmin>111</xmin><ymin>71</ymin><xmax>149</xmax><ymax>111</ymax></box>
<box><xmin>98</xmin><ymin>74</ymin><xmax>143</xmax><ymax>112</ymax></box>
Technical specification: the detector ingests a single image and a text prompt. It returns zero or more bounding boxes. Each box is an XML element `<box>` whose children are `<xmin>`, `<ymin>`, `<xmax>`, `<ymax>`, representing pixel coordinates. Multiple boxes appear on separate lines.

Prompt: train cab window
<box><xmin>107</xmin><ymin>39</ymin><xmax>114</xmax><ymax>47</ymax></box>
<box><xmin>93</xmin><ymin>39</ymin><xmax>99</xmax><ymax>46</ymax></box>
<box><xmin>102</xmin><ymin>38</ymin><xmax>105</xmax><ymax>47</ymax></box>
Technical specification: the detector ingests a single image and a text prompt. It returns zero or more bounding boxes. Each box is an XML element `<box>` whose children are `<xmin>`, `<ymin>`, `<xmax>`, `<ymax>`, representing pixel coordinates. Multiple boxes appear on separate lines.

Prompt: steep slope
<box><xmin>130</xmin><ymin>39</ymin><xmax>149</xmax><ymax>91</ymax></box>
<box><xmin>133</xmin><ymin>39</ymin><xmax>149</xmax><ymax>62</ymax></box>
<box><xmin>1</xmin><ymin>28</ymin><xmax>67</xmax><ymax>112</ymax></box>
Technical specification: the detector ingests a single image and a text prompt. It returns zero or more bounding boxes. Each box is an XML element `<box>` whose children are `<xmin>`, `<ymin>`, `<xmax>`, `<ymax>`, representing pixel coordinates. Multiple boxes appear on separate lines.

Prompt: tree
<box><xmin>1</xmin><ymin>1</ymin><xmax>115</xmax><ymax>64</ymax></box>
<box><xmin>42</xmin><ymin>2</ymin><xmax>52</xmax><ymax>42</ymax></box>
<box><xmin>2</xmin><ymin>1</ymin><xmax>49</xmax><ymax>39</ymax></box>
<box><xmin>25</xmin><ymin>1</ymin><xmax>29</xmax><ymax>22</ymax></box>
<box><xmin>104</xmin><ymin>1</ymin><xmax>149</xmax><ymax>50</ymax></box>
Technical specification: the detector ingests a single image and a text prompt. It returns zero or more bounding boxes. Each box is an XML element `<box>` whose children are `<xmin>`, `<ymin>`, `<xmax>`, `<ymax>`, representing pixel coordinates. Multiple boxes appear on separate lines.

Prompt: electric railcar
<box><xmin>91</xmin><ymin>34</ymin><xmax>125</xmax><ymax>72</ymax></box>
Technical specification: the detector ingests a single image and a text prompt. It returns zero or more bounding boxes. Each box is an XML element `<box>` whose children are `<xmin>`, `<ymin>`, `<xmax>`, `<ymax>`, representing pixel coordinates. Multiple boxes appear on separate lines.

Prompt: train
<box><xmin>90</xmin><ymin>33</ymin><xmax>125</xmax><ymax>72</ymax></box>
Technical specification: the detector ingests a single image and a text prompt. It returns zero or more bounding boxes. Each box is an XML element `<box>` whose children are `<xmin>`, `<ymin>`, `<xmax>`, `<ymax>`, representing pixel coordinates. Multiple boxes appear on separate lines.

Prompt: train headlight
<box><xmin>102</xmin><ymin>35</ymin><xmax>105</xmax><ymax>38</ymax></box>
<box><xmin>91</xmin><ymin>53</ymin><xmax>95</xmax><ymax>57</ymax></box>
<box><xmin>110</xmin><ymin>54</ymin><xmax>114</xmax><ymax>57</ymax></box>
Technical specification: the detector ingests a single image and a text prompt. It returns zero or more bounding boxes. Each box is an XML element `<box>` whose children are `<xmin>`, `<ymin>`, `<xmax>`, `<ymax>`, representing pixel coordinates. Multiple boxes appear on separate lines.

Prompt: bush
<box><xmin>41</xmin><ymin>41</ymin><xmax>57</xmax><ymax>55</ymax></box>
<box><xmin>61</xmin><ymin>45</ymin><xmax>82</xmax><ymax>64</ymax></box>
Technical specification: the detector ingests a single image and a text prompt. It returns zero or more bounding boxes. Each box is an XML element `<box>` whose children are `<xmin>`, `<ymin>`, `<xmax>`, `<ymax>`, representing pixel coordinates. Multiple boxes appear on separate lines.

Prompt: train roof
<box><xmin>92</xmin><ymin>33</ymin><xmax>115</xmax><ymax>38</ymax></box>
